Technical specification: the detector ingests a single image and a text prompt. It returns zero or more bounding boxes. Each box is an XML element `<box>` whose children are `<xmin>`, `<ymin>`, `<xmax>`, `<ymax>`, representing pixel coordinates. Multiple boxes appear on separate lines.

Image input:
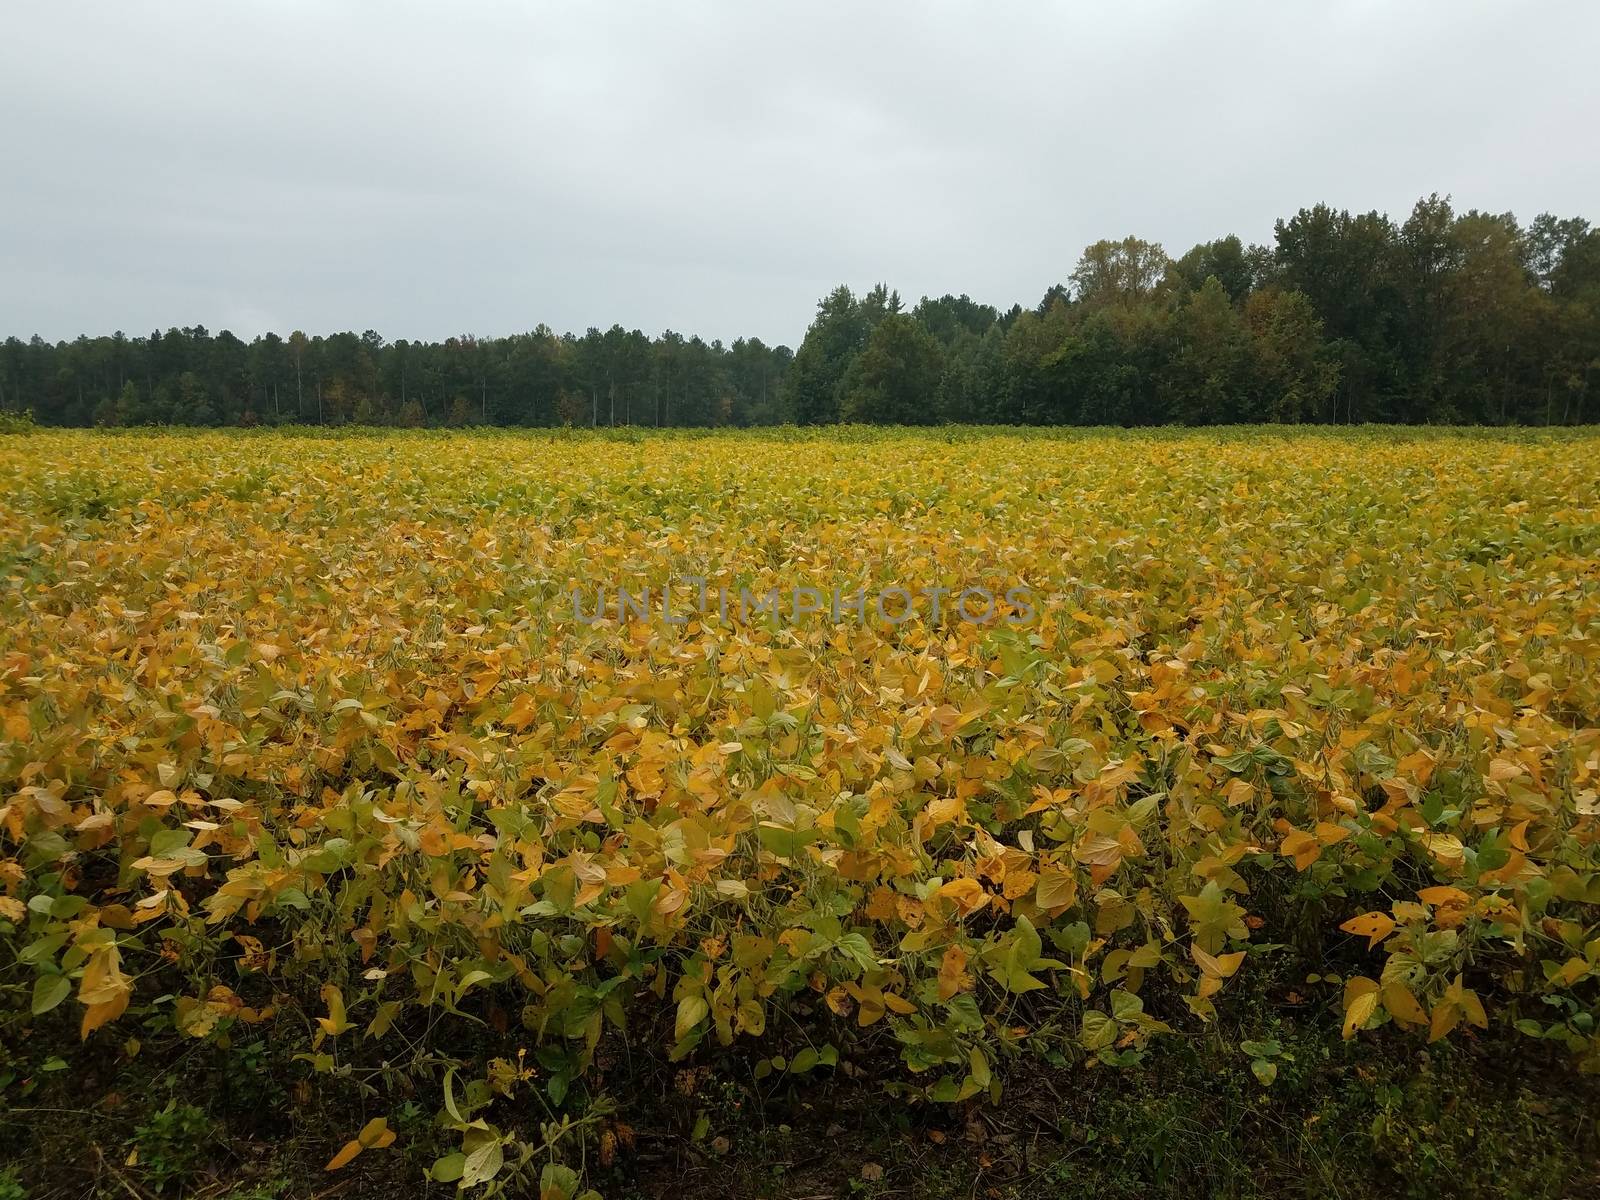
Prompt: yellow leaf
<box><xmin>79</xmin><ymin>944</ymin><xmax>131</xmax><ymax>1039</ymax></box>
<box><xmin>1190</xmin><ymin>944</ymin><xmax>1244</xmax><ymax>979</ymax></box>
<box><xmin>317</xmin><ymin>983</ymin><xmax>351</xmax><ymax>1038</ymax></box>
<box><xmin>1034</xmin><ymin>867</ymin><xmax>1078</xmax><ymax>913</ymax></box>
<box><xmin>937</xmin><ymin>944</ymin><xmax>970</xmax><ymax>1000</ymax></box>
<box><xmin>1418</xmin><ymin>833</ymin><xmax>1465</xmax><ymax>868</ymax></box>
<box><xmin>1380</xmin><ymin>981</ymin><xmax>1427</xmax><ymax>1027</ymax></box>
<box><xmin>325</xmin><ymin>1139</ymin><xmax>364</xmax><ymax>1171</ymax></box>
<box><xmin>1314</xmin><ymin>821</ymin><xmax>1351</xmax><ymax>846</ymax></box>
<box><xmin>1279</xmin><ymin>830</ymin><xmax>1321</xmax><ymax>871</ymax></box>
<box><xmin>1429</xmin><ymin>1001</ymin><xmax>1461</xmax><ymax>1042</ymax></box>
<box><xmin>1338</xmin><ymin>912</ymin><xmax>1395</xmax><ymax>950</ymax></box>
<box><xmin>1342</xmin><ymin>976</ymin><xmax>1379</xmax><ymax>1040</ymax></box>
<box><xmin>938</xmin><ymin>877</ymin><xmax>989</xmax><ymax>918</ymax></box>
<box><xmin>1452</xmin><ymin>976</ymin><xmax>1487</xmax><ymax>1028</ymax></box>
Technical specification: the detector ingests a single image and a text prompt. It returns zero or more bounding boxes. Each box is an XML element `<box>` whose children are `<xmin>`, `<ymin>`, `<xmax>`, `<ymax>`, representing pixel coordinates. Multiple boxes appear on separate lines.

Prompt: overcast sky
<box><xmin>3</xmin><ymin>2</ymin><xmax>1597</xmax><ymax>347</ymax></box>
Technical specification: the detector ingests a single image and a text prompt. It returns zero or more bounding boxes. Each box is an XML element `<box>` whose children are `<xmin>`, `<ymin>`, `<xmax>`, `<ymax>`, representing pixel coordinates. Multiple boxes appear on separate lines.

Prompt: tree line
<box><xmin>3</xmin><ymin>194</ymin><xmax>1596</xmax><ymax>428</ymax></box>
<box><xmin>0</xmin><ymin>325</ymin><xmax>792</xmax><ymax>430</ymax></box>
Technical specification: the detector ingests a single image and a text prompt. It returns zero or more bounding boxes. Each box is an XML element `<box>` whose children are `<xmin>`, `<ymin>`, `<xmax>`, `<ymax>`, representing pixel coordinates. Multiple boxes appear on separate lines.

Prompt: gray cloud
<box><xmin>3</xmin><ymin>0</ymin><xmax>1597</xmax><ymax>345</ymax></box>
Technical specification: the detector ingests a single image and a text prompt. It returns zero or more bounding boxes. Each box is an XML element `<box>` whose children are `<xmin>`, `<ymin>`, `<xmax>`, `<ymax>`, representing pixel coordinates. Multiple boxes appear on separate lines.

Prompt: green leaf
<box><xmin>460</xmin><ymin>1132</ymin><xmax>504</xmax><ymax>1188</ymax></box>
<box><xmin>430</xmin><ymin>1153</ymin><xmax>466</xmax><ymax>1183</ymax></box>
<box><xmin>1109</xmin><ymin>990</ymin><xmax>1144</xmax><ymax>1022</ymax></box>
<box><xmin>929</xmin><ymin>1076</ymin><xmax>962</xmax><ymax>1103</ymax></box>
<box><xmin>757</xmin><ymin>822</ymin><xmax>817</xmax><ymax>859</ymax></box>
<box><xmin>833</xmin><ymin>932</ymin><xmax>879</xmax><ymax>973</ymax></box>
<box><xmin>539</xmin><ymin>1163</ymin><xmax>580</xmax><ymax>1200</ymax></box>
<box><xmin>993</xmin><ymin>915</ymin><xmax>1048</xmax><ymax>993</ymax></box>
<box><xmin>149</xmin><ymin>827</ymin><xmax>193</xmax><ymax>857</ymax></box>
<box><xmin>1079</xmin><ymin>1010</ymin><xmax>1117</xmax><ymax>1050</ymax></box>
<box><xmin>31</xmin><ymin>973</ymin><xmax>70</xmax><ymax>1015</ymax></box>
<box><xmin>443</xmin><ymin>1069</ymin><xmax>465</xmax><ymax>1123</ymax></box>
<box><xmin>968</xmin><ymin>1046</ymin><xmax>991</xmax><ymax>1088</ymax></box>
<box><xmin>20</xmin><ymin>932</ymin><xmax>68</xmax><ymax>965</ymax></box>
<box><xmin>675</xmin><ymin>993</ymin><xmax>709</xmax><ymax>1041</ymax></box>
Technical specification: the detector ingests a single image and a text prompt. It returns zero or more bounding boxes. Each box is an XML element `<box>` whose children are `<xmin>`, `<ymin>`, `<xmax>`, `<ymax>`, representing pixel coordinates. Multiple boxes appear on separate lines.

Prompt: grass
<box><xmin>3</xmin><ymin>978</ymin><xmax>1596</xmax><ymax>1198</ymax></box>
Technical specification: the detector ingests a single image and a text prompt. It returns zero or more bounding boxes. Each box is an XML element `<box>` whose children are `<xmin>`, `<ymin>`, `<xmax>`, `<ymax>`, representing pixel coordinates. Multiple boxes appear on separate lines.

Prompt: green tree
<box><xmin>1245</xmin><ymin>288</ymin><xmax>1339</xmax><ymax>422</ymax></box>
<box><xmin>176</xmin><ymin>371</ymin><xmax>217</xmax><ymax>425</ymax></box>
<box><xmin>996</xmin><ymin>301</ymin><xmax>1076</xmax><ymax>423</ymax></box>
<box><xmin>1162</xmin><ymin>277</ymin><xmax>1254</xmax><ymax>423</ymax></box>
<box><xmin>785</xmin><ymin>286</ymin><xmax>868</xmax><ymax>424</ymax></box>
<box><xmin>1273</xmin><ymin>205</ymin><xmax>1403</xmax><ymax>422</ymax></box>
<box><xmin>841</xmin><ymin>314</ymin><xmax>944</xmax><ymax>424</ymax></box>
<box><xmin>1173</xmin><ymin>236</ymin><xmax>1256</xmax><ymax>303</ymax></box>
